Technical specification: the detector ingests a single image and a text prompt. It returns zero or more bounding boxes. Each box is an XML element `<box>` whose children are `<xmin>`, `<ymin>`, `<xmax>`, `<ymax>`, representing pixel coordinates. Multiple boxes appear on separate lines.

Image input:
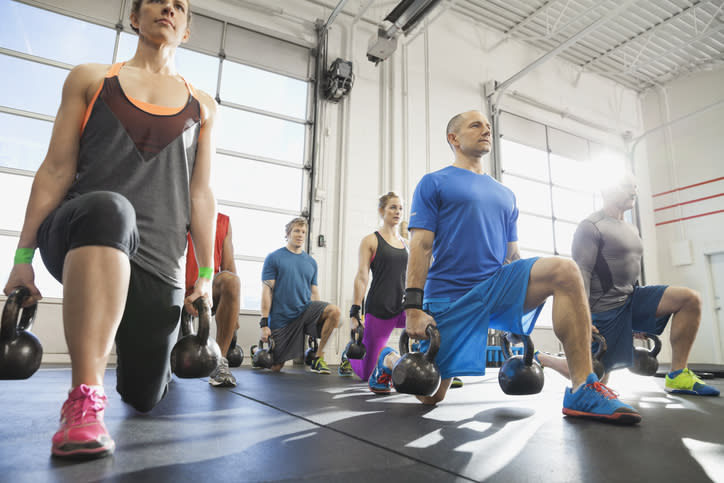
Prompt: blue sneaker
<box><xmin>368</xmin><ymin>347</ymin><xmax>395</xmax><ymax>394</ymax></box>
<box><xmin>563</xmin><ymin>373</ymin><xmax>641</xmax><ymax>424</ymax></box>
<box><xmin>665</xmin><ymin>368</ymin><xmax>720</xmax><ymax>396</ymax></box>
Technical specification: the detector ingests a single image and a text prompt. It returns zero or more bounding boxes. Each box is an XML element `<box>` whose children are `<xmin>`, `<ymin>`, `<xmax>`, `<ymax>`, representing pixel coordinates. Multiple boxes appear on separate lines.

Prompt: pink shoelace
<box><xmin>63</xmin><ymin>385</ymin><xmax>106</xmax><ymax>425</ymax></box>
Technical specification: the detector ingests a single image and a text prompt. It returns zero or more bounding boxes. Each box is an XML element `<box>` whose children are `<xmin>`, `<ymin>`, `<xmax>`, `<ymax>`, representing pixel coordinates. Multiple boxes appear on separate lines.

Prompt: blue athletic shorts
<box><xmin>419</xmin><ymin>258</ymin><xmax>543</xmax><ymax>379</ymax></box>
<box><xmin>592</xmin><ymin>285</ymin><xmax>670</xmax><ymax>371</ymax></box>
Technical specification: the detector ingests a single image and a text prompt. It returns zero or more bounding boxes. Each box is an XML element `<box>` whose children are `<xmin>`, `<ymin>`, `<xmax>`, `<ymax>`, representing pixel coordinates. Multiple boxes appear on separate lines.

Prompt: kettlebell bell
<box><xmin>346</xmin><ymin>325</ymin><xmax>366</xmax><ymax>359</ymax></box>
<box><xmin>171</xmin><ymin>298</ymin><xmax>222</xmax><ymax>378</ymax></box>
<box><xmin>304</xmin><ymin>335</ymin><xmax>318</xmax><ymax>366</ymax></box>
<box><xmin>629</xmin><ymin>333</ymin><xmax>661</xmax><ymax>376</ymax></box>
<box><xmin>392</xmin><ymin>324</ymin><xmax>441</xmax><ymax>396</ymax></box>
<box><xmin>227</xmin><ymin>333</ymin><xmax>243</xmax><ymax>367</ymax></box>
<box><xmin>0</xmin><ymin>287</ymin><xmax>42</xmax><ymax>380</ymax></box>
<box><xmin>591</xmin><ymin>332</ymin><xmax>607</xmax><ymax>380</ymax></box>
<box><xmin>498</xmin><ymin>332</ymin><xmax>544</xmax><ymax>395</ymax></box>
<box><xmin>252</xmin><ymin>337</ymin><xmax>275</xmax><ymax>369</ymax></box>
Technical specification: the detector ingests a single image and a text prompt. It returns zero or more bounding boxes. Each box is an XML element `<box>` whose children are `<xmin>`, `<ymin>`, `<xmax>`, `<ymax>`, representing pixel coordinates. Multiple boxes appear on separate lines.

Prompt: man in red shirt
<box><xmin>186</xmin><ymin>212</ymin><xmax>241</xmax><ymax>387</ymax></box>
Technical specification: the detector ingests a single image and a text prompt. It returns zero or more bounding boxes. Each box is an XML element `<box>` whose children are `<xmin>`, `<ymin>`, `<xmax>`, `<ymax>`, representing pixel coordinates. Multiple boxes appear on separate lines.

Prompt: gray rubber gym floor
<box><xmin>0</xmin><ymin>364</ymin><xmax>722</xmax><ymax>483</ymax></box>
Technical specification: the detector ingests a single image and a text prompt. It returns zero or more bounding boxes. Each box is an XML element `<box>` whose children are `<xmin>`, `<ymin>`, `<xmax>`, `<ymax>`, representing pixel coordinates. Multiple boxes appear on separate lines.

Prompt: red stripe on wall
<box><xmin>655</xmin><ymin>209</ymin><xmax>724</xmax><ymax>226</ymax></box>
<box><xmin>654</xmin><ymin>192</ymin><xmax>724</xmax><ymax>212</ymax></box>
<box><xmin>653</xmin><ymin>176</ymin><xmax>724</xmax><ymax>198</ymax></box>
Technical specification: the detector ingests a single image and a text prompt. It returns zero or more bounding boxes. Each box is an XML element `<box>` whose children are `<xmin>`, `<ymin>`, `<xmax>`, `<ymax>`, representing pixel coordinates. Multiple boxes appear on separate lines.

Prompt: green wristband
<box><xmin>198</xmin><ymin>266</ymin><xmax>213</xmax><ymax>280</ymax></box>
<box><xmin>14</xmin><ymin>248</ymin><xmax>35</xmax><ymax>265</ymax></box>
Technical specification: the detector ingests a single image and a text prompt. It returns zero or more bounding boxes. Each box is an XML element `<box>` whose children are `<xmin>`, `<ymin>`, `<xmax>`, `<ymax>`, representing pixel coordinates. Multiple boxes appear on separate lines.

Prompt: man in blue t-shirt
<box><xmin>368</xmin><ymin>110</ymin><xmax>641</xmax><ymax>425</ymax></box>
<box><xmin>258</xmin><ymin>217</ymin><xmax>341</xmax><ymax>374</ymax></box>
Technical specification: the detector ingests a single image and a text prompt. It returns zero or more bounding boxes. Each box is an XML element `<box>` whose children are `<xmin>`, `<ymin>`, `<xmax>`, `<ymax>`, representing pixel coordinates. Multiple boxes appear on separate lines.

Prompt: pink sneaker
<box><xmin>51</xmin><ymin>384</ymin><xmax>115</xmax><ymax>459</ymax></box>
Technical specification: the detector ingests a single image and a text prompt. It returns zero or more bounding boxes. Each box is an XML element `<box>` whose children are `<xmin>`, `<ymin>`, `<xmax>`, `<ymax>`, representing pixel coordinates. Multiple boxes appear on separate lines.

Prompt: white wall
<box><xmin>638</xmin><ymin>67</ymin><xmax>724</xmax><ymax>364</ymax></box>
<box><xmin>20</xmin><ymin>1</ymin><xmax>724</xmax><ymax>368</ymax></box>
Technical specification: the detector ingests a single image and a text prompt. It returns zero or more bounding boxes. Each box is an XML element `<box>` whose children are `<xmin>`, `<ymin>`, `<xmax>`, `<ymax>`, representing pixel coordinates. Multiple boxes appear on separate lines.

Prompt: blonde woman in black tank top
<box><xmin>4</xmin><ymin>0</ymin><xmax>219</xmax><ymax>459</ymax></box>
<box><xmin>343</xmin><ymin>193</ymin><xmax>410</xmax><ymax>392</ymax></box>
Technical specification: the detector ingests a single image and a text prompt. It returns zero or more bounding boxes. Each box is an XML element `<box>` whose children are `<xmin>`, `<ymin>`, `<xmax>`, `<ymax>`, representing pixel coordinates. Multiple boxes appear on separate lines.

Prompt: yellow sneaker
<box><xmin>665</xmin><ymin>368</ymin><xmax>720</xmax><ymax>396</ymax></box>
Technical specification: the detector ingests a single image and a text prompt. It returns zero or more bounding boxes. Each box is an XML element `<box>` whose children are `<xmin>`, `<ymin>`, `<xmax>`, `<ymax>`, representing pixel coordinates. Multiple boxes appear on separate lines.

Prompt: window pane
<box><xmin>237</xmin><ymin>259</ymin><xmax>262</xmax><ymax>310</ymax></box>
<box><xmin>116</xmin><ymin>32</ymin><xmax>137</xmax><ymax>64</ymax></box>
<box><xmin>0</xmin><ymin>235</ymin><xmax>63</xmax><ymax>299</ymax></box>
<box><xmin>213</xmin><ymin>154</ymin><xmax>302</xmax><ymax>211</ymax></box>
<box><xmin>554</xmin><ymin>220</ymin><xmax>578</xmax><ymax>257</ymax></box>
<box><xmin>502</xmin><ymin>174</ymin><xmax>551</xmax><ymax>217</ymax></box>
<box><xmin>0</xmin><ymin>1</ymin><xmax>115</xmax><ymax>65</ymax></box>
<box><xmin>552</xmin><ymin>186</ymin><xmax>596</xmax><ymax>223</ymax></box>
<box><xmin>0</xmin><ymin>173</ymin><xmax>33</xmax><ymax>231</ymax></box>
<box><xmin>500</xmin><ymin>139</ymin><xmax>549</xmax><ymax>180</ymax></box>
<box><xmin>176</xmin><ymin>48</ymin><xmax>219</xmax><ymax>98</ymax></box>
<box><xmin>0</xmin><ymin>113</ymin><xmax>53</xmax><ymax>170</ymax></box>
<box><xmin>517</xmin><ymin>214</ymin><xmax>554</xmax><ymax>252</ymax></box>
<box><xmin>0</xmin><ymin>55</ymin><xmax>66</xmax><ymax>116</ymax></box>
<box><xmin>221</xmin><ymin>206</ymin><xmax>292</xmax><ymax>258</ymax></box>
<box><xmin>549</xmin><ymin>154</ymin><xmax>596</xmax><ymax>191</ymax></box>
<box><xmin>217</xmin><ymin>106</ymin><xmax>305</xmax><ymax>165</ymax></box>
<box><xmin>534</xmin><ymin>296</ymin><xmax>553</xmax><ymax>327</ymax></box>
<box><xmin>220</xmin><ymin>61</ymin><xmax>307</xmax><ymax>119</ymax></box>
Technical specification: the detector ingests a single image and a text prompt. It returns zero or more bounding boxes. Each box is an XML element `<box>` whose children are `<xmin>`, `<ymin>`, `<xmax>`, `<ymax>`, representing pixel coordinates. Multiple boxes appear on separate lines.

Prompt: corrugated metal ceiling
<box><xmin>452</xmin><ymin>0</ymin><xmax>724</xmax><ymax>91</ymax></box>
<box><xmin>333</xmin><ymin>0</ymin><xmax>724</xmax><ymax>91</ymax></box>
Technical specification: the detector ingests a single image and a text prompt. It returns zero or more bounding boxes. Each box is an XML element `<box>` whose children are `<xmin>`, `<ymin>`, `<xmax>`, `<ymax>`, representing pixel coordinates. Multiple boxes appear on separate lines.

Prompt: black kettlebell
<box><xmin>498</xmin><ymin>333</ymin><xmax>544</xmax><ymax>395</ymax></box>
<box><xmin>170</xmin><ymin>298</ymin><xmax>222</xmax><ymax>378</ymax></box>
<box><xmin>346</xmin><ymin>325</ymin><xmax>366</xmax><ymax>359</ymax></box>
<box><xmin>392</xmin><ymin>324</ymin><xmax>441</xmax><ymax>396</ymax></box>
<box><xmin>0</xmin><ymin>287</ymin><xmax>42</xmax><ymax>380</ymax></box>
<box><xmin>630</xmin><ymin>333</ymin><xmax>661</xmax><ymax>376</ymax></box>
<box><xmin>591</xmin><ymin>332</ymin><xmax>607</xmax><ymax>380</ymax></box>
<box><xmin>227</xmin><ymin>333</ymin><xmax>243</xmax><ymax>367</ymax></box>
<box><xmin>304</xmin><ymin>335</ymin><xmax>318</xmax><ymax>366</ymax></box>
<box><xmin>252</xmin><ymin>338</ymin><xmax>275</xmax><ymax>369</ymax></box>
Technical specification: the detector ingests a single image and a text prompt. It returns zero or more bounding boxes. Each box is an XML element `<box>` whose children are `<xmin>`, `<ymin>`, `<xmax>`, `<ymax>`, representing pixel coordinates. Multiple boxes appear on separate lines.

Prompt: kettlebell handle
<box><xmin>501</xmin><ymin>333</ymin><xmax>535</xmax><ymax>365</ymax></box>
<box><xmin>2</xmin><ymin>287</ymin><xmax>36</xmax><ymax>341</ymax></box>
<box><xmin>424</xmin><ymin>324</ymin><xmax>440</xmax><ymax>362</ymax></box>
<box><xmin>645</xmin><ymin>333</ymin><xmax>662</xmax><ymax>358</ymax></box>
<box><xmin>592</xmin><ymin>332</ymin><xmax>607</xmax><ymax>358</ymax></box>
<box><xmin>180</xmin><ymin>309</ymin><xmax>194</xmax><ymax>338</ymax></box>
<box><xmin>258</xmin><ymin>337</ymin><xmax>275</xmax><ymax>352</ymax></box>
<box><xmin>351</xmin><ymin>324</ymin><xmax>364</xmax><ymax>344</ymax></box>
<box><xmin>192</xmin><ymin>297</ymin><xmax>211</xmax><ymax>343</ymax></box>
<box><xmin>398</xmin><ymin>324</ymin><xmax>440</xmax><ymax>362</ymax></box>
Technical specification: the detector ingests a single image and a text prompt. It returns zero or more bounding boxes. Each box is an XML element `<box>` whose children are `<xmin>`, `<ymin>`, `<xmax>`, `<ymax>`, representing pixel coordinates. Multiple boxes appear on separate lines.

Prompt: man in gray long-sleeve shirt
<box><xmin>570</xmin><ymin>174</ymin><xmax>718</xmax><ymax>396</ymax></box>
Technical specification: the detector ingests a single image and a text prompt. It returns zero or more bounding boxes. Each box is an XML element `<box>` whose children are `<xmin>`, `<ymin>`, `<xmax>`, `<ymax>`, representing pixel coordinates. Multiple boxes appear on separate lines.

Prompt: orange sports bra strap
<box><xmin>81</xmin><ymin>63</ymin><xmax>122</xmax><ymax>134</ymax></box>
<box><xmin>107</xmin><ymin>62</ymin><xmax>124</xmax><ymax>77</ymax></box>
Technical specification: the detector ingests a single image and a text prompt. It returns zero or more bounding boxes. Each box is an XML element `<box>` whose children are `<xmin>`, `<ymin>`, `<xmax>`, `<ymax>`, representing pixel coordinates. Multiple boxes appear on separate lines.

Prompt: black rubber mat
<box><xmin>0</xmin><ymin>365</ymin><xmax>722</xmax><ymax>482</ymax></box>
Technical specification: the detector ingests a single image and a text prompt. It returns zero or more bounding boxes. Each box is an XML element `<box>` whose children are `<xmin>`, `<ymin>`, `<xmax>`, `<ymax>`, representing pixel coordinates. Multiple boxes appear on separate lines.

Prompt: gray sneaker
<box><xmin>209</xmin><ymin>357</ymin><xmax>236</xmax><ymax>387</ymax></box>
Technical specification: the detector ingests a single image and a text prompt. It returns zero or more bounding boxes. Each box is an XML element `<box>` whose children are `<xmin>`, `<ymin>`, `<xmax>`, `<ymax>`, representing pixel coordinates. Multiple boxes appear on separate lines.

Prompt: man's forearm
<box><xmin>260</xmin><ymin>284</ymin><xmax>273</xmax><ymax>318</ymax></box>
<box><xmin>407</xmin><ymin>233</ymin><xmax>433</xmax><ymax>290</ymax></box>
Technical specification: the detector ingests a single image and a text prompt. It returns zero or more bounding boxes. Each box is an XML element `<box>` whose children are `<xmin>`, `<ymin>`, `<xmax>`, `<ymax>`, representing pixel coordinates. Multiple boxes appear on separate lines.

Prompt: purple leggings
<box><xmin>350</xmin><ymin>312</ymin><xmax>406</xmax><ymax>380</ymax></box>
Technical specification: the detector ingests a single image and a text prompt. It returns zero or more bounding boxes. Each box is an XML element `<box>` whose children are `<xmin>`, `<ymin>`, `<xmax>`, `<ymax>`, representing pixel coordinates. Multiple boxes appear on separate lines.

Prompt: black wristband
<box><xmin>259</xmin><ymin>317</ymin><xmax>269</xmax><ymax>328</ymax></box>
<box><xmin>403</xmin><ymin>288</ymin><xmax>424</xmax><ymax>310</ymax></box>
<box><xmin>349</xmin><ymin>304</ymin><xmax>361</xmax><ymax>319</ymax></box>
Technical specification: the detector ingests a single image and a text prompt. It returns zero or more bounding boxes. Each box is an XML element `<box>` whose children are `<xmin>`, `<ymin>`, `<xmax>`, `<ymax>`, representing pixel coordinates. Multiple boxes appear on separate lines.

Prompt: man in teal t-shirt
<box><xmin>259</xmin><ymin>217</ymin><xmax>341</xmax><ymax>374</ymax></box>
